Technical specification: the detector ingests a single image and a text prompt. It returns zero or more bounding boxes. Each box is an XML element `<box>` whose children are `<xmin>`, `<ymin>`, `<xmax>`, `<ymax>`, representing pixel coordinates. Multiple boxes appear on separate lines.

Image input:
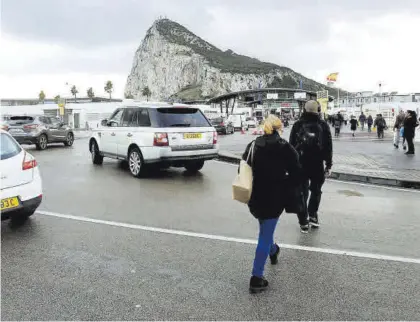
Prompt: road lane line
<box><xmin>211</xmin><ymin>160</ymin><xmax>420</xmax><ymax>193</ymax></box>
<box><xmin>37</xmin><ymin>210</ymin><xmax>420</xmax><ymax>265</ymax></box>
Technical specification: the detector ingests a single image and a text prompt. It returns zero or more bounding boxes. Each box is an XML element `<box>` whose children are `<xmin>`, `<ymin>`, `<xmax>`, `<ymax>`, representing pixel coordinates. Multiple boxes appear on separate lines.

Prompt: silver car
<box><xmin>5</xmin><ymin>115</ymin><xmax>74</xmax><ymax>150</ymax></box>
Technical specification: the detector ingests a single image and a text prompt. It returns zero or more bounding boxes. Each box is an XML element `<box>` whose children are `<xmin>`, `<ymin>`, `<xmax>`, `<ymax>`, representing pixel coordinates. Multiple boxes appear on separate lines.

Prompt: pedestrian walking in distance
<box><xmin>374</xmin><ymin>114</ymin><xmax>387</xmax><ymax>139</ymax></box>
<box><xmin>393</xmin><ymin>110</ymin><xmax>405</xmax><ymax>148</ymax></box>
<box><xmin>350</xmin><ymin>115</ymin><xmax>358</xmax><ymax>137</ymax></box>
<box><xmin>333</xmin><ymin>112</ymin><xmax>343</xmax><ymax>137</ymax></box>
<box><xmin>403</xmin><ymin>110</ymin><xmax>419</xmax><ymax>155</ymax></box>
<box><xmin>367</xmin><ymin>114</ymin><xmax>373</xmax><ymax>132</ymax></box>
<box><xmin>290</xmin><ymin>100</ymin><xmax>333</xmax><ymax>233</ymax></box>
<box><xmin>359</xmin><ymin>112</ymin><xmax>366</xmax><ymax>131</ymax></box>
<box><xmin>241</xmin><ymin>115</ymin><xmax>301</xmax><ymax>293</ymax></box>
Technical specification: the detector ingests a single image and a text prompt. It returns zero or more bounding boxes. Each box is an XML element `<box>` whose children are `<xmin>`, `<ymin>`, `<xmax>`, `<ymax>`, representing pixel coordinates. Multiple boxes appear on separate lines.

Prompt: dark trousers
<box><xmin>377</xmin><ymin>128</ymin><xmax>384</xmax><ymax>138</ymax></box>
<box><xmin>368</xmin><ymin>124</ymin><xmax>372</xmax><ymax>132</ymax></box>
<box><xmin>297</xmin><ymin>169</ymin><xmax>325</xmax><ymax>225</ymax></box>
<box><xmin>252</xmin><ymin>218</ymin><xmax>279</xmax><ymax>278</ymax></box>
<box><xmin>406</xmin><ymin>136</ymin><xmax>415</xmax><ymax>153</ymax></box>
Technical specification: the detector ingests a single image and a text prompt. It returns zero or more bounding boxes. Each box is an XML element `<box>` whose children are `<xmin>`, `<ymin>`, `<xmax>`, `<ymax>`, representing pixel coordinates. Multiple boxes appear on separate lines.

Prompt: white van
<box><xmin>227</xmin><ymin>114</ymin><xmax>248</xmax><ymax>131</ymax></box>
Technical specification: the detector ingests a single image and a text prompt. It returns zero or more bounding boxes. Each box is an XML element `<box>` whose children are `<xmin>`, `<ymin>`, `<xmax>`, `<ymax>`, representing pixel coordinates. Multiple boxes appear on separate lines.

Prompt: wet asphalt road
<box><xmin>2</xmin><ymin>139</ymin><xmax>420</xmax><ymax>321</ymax></box>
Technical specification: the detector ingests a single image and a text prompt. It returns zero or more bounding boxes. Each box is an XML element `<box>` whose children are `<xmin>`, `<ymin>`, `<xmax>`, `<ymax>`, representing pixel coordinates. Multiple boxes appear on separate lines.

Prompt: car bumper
<box><xmin>1</xmin><ymin>169</ymin><xmax>43</xmax><ymax>219</ymax></box>
<box><xmin>142</xmin><ymin>145</ymin><xmax>219</xmax><ymax>164</ymax></box>
<box><xmin>11</xmin><ymin>133</ymin><xmax>39</xmax><ymax>145</ymax></box>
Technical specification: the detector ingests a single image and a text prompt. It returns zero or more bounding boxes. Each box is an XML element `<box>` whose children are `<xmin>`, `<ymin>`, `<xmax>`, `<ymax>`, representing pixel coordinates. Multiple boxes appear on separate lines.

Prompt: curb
<box><xmin>217</xmin><ymin>152</ymin><xmax>420</xmax><ymax>190</ymax></box>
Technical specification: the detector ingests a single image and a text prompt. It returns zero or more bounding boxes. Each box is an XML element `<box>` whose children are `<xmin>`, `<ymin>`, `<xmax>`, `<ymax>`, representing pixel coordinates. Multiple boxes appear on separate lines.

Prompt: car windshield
<box><xmin>211</xmin><ymin>117</ymin><xmax>223</xmax><ymax>124</ymax></box>
<box><xmin>154</xmin><ymin>108</ymin><xmax>210</xmax><ymax>127</ymax></box>
<box><xmin>0</xmin><ymin>133</ymin><xmax>22</xmax><ymax>160</ymax></box>
<box><xmin>8</xmin><ymin>116</ymin><xmax>34</xmax><ymax>125</ymax></box>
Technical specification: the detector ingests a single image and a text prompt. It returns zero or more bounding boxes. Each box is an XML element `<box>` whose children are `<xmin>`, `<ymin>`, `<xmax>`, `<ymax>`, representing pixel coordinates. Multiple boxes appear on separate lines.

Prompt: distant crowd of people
<box><xmin>326</xmin><ymin>110</ymin><xmax>418</xmax><ymax>155</ymax></box>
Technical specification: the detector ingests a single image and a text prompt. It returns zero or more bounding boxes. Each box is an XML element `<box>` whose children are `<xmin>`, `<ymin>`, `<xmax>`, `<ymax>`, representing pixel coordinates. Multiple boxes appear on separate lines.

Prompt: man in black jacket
<box><xmin>290</xmin><ymin>100</ymin><xmax>333</xmax><ymax>232</ymax></box>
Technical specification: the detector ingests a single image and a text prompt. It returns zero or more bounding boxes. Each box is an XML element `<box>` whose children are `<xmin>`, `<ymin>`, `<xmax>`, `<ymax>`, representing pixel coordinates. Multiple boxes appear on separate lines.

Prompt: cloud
<box><xmin>1</xmin><ymin>0</ymin><xmax>420</xmax><ymax>97</ymax></box>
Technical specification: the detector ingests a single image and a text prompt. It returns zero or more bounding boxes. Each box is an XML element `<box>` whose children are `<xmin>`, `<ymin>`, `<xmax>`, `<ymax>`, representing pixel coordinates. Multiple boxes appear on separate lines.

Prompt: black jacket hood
<box><xmin>300</xmin><ymin>112</ymin><xmax>321</xmax><ymax>122</ymax></box>
<box><xmin>255</xmin><ymin>131</ymin><xmax>286</xmax><ymax>149</ymax></box>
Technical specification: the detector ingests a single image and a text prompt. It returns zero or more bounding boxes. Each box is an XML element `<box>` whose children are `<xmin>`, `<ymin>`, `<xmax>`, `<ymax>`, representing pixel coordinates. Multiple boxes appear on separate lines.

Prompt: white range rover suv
<box><xmin>89</xmin><ymin>102</ymin><xmax>219</xmax><ymax>177</ymax></box>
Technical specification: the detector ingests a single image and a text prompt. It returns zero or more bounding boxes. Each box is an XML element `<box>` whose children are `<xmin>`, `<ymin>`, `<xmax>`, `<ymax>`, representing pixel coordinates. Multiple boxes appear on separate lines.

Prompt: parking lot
<box><xmin>2</xmin><ymin>139</ymin><xmax>420</xmax><ymax>321</ymax></box>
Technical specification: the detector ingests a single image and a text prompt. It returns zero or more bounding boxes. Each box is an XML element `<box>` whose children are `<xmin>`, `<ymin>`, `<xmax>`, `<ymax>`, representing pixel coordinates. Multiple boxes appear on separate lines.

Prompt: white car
<box><xmin>0</xmin><ymin>130</ymin><xmax>42</xmax><ymax>223</ymax></box>
<box><xmin>89</xmin><ymin>102</ymin><xmax>219</xmax><ymax>177</ymax></box>
<box><xmin>245</xmin><ymin>117</ymin><xmax>257</xmax><ymax>128</ymax></box>
<box><xmin>227</xmin><ymin>114</ymin><xmax>248</xmax><ymax>131</ymax></box>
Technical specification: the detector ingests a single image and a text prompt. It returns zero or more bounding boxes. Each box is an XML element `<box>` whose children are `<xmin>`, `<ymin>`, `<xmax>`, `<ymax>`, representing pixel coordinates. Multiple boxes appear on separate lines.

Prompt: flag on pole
<box><xmin>299</xmin><ymin>80</ymin><xmax>303</xmax><ymax>89</ymax></box>
<box><xmin>326</xmin><ymin>72</ymin><xmax>339</xmax><ymax>82</ymax></box>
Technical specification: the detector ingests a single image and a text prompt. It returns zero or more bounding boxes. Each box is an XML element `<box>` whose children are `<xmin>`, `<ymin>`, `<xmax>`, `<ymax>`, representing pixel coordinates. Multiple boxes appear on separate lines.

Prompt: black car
<box><xmin>5</xmin><ymin>115</ymin><xmax>74</xmax><ymax>150</ymax></box>
<box><xmin>210</xmin><ymin>117</ymin><xmax>234</xmax><ymax>134</ymax></box>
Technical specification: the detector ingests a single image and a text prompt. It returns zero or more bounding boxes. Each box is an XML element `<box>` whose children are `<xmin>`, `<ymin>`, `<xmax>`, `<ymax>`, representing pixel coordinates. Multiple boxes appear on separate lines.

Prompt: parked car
<box><xmin>245</xmin><ymin>117</ymin><xmax>257</xmax><ymax>128</ymax></box>
<box><xmin>1</xmin><ymin>130</ymin><xmax>42</xmax><ymax>224</ymax></box>
<box><xmin>227</xmin><ymin>114</ymin><xmax>248</xmax><ymax>131</ymax></box>
<box><xmin>5</xmin><ymin>115</ymin><xmax>74</xmax><ymax>150</ymax></box>
<box><xmin>89</xmin><ymin>102</ymin><xmax>219</xmax><ymax>177</ymax></box>
<box><xmin>210</xmin><ymin>117</ymin><xmax>234</xmax><ymax>134</ymax></box>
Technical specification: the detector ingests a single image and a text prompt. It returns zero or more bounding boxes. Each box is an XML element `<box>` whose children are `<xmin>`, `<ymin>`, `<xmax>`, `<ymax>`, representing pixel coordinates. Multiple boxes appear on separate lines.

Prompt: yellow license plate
<box><xmin>183</xmin><ymin>133</ymin><xmax>202</xmax><ymax>139</ymax></box>
<box><xmin>1</xmin><ymin>197</ymin><xmax>20</xmax><ymax>211</ymax></box>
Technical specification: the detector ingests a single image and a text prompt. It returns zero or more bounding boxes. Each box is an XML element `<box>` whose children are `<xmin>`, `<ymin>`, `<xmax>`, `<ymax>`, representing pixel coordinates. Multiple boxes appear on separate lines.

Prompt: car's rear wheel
<box><xmin>185</xmin><ymin>160</ymin><xmax>205</xmax><ymax>172</ymax></box>
<box><xmin>128</xmin><ymin>147</ymin><xmax>146</xmax><ymax>178</ymax></box>
<box><xmin>64</xmin><ymin>132</ymin><xmax>74</xmax><ymax>146</ymax></box>
<box><xmin>36</xmin><ymin>134</ymin><xmax>48</xmax><ymax>150</ymax></box>
<box><xmin>90</xmin><ymin>141</ymin><xmax>103</xmax><ymax>165</ymax></box>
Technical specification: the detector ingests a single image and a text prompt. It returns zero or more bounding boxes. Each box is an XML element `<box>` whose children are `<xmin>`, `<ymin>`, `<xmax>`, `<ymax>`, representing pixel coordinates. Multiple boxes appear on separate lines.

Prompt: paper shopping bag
<box><xmin>232</xmin><ymin>142</ymin><xmax>255</xmax><ymax>204</ymax></box>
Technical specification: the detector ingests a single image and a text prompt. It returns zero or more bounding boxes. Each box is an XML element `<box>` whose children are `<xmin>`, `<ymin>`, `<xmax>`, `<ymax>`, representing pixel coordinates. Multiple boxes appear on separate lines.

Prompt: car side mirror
<box><xmin>101</xmin><ymin>119</ymin><xmax>108</xmax><ymax>126</ymax></box>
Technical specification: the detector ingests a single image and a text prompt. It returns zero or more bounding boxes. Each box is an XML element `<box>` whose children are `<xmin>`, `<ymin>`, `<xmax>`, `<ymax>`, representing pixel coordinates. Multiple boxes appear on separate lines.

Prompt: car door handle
<box><xmin>111</xmin><ymin>132</ymin><xmax>116</xmax><ymax>136</ymax></box>
<box><xmin>127</xmin><ymin>133</ymin><xmax>133</xmax><ymax>137</ymax></box>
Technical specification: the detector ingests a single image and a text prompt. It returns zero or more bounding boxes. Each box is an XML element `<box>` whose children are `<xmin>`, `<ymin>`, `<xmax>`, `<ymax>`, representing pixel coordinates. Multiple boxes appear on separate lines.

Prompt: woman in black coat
<box><xmin>403</xmin><ymin>110</ymin><xmax>419</xmax><ymax>155</ymax></box>
<box><xmin>241</xmin><ymin>115</ymin><xmax>301</xmax><ymax>293</ymax></box>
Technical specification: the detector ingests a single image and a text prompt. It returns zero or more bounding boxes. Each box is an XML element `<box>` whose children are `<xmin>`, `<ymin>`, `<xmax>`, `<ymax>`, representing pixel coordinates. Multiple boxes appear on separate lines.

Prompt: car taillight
<box><xmin>153</xmin><ymin>132</ymin><xmax>169</xmax><ymax>146</ymax></box>
<box><xmin>22</xmin><ymin>152</ymin><xmax>37</xmax><ymax>170</ymax></box>
<box><xmin>23</xmin><ymin>124</ymin><xmax>39</xmax><ymax>131</ymax></box>
<box><xmin>220</xmin><ymin>122</ymin><xmax>225</xmax><ymax>126</ymax></box>
<box><xmin>213</xmin><ymin>131</ymin><xmax>218</xmax><ymax>144</ymax></box>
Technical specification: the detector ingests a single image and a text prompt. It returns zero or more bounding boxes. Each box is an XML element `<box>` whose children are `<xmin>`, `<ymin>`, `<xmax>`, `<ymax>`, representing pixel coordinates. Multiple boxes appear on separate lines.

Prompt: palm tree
<box><xmin>54</xmin><ymin>95</ymin><xmax>61</xmax><ymax>104</ymax></box>
<box><xmin>70</xmin><ymin>85</ymin><xmax>78</xmax><ymax>102</ymax></box>
<box><xmin>142</xmin><ymin>86</ymin><xmax>151</xmax><ymax>101</ymax></box>
<box><xmin>87</xmin><ymin>87</ymin><xmax>95</xmax><ymax>100</ymax></box>
<box><xmin>38</xmin><ymin>90</ymin><xmax>46</xmax><ymax>104</ymax></box>
<box><xmin>104</xmin><ymin>80</ymin><xmax>113</xmax><ymax>100</ymax></box>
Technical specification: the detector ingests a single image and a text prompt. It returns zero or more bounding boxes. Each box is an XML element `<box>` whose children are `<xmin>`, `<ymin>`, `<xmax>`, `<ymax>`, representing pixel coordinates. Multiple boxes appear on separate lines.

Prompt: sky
<box><xmin>1</xmin><ymin>0</ymin><xmax>420</xmax><ymax>99</ymax></box>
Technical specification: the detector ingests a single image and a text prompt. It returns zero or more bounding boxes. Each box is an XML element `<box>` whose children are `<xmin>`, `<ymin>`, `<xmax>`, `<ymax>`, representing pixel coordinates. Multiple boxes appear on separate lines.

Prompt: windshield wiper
<box><xmin>170</xmin><ymin>123</ymin><xmax>190</xmax><ymax>127</ymax></box>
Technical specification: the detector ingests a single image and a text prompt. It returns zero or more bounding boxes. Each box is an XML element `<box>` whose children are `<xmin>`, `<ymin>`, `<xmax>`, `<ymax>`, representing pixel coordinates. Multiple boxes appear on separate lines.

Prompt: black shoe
<box><xmin>309</xmin><ymin>217</ymin><xmax>320</xmax><ymax>228</ymax></box>
<box><xmin>394</xmin><ymin>144</ymin><xmax>399</xmax><ymax>149</ymax></box>
<box><xmin>269</xmin><ymin>244</ymin><xmax>280</xmax><ymax>265</ymax></box>
<box><xmin>403</xmin><ymin>145</ymin><xmax>407</xmax><ymax>150</ymax></box>
<box><xmin>300</xmin><ymin>224</ymin><xmax>309</xmax><ymax>234</ymax></box>
<box><xmin>405</xmin><ymin>151</ymin><xmax>415</xmax><ymax>155</ymax></box>
<box><xmin>249</xmin><ymin>276</ymin><xmax>269</xmax><ymax>293</ymax></box>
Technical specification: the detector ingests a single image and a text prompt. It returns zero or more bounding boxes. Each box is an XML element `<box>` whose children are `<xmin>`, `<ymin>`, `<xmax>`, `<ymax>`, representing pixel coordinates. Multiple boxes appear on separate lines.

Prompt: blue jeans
<box><xmin>252</xmin><ymin>217</ymin><xmax>279</xmax><ymax>278</ymax></box>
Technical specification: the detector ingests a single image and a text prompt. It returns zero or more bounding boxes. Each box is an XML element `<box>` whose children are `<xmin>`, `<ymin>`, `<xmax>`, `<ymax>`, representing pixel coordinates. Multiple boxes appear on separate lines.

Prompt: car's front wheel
<box><xmin>128</xmin><ymin>147</ymin><xmax>146</xmax><ymax>178</ymax></box>
<box><xmin>36</xmin><ymin>134</ymin><xmax>48</xmax><ymax>150</ymax></box>
<box><xmin>185</xmin><ymin>160</ymin><xmax>205</xmax><ymax>172</ymax></box>
<box><xmin>64</xmin><ymin>132</ymin><xmax>74</xmax><ymax>146</ymax></box>
<box><xmin>90</xmin><ymin>141</ymin><xmax>103</xmax><ymax>165</ymax></box>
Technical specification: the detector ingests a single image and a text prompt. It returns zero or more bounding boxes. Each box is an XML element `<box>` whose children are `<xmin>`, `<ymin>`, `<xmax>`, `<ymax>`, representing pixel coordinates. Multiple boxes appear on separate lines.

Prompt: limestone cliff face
<box><xmin>125</xmin><ymin>19</ymin><xmax>335</xmax><ymax>101</ymax></box>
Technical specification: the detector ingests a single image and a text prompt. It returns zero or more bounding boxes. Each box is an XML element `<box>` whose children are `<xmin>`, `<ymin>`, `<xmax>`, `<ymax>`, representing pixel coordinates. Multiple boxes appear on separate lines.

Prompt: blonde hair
<box><xmin>262</xmin><ymin>114</ymin><xmax>283</xmax><ymax>135</ymax></box>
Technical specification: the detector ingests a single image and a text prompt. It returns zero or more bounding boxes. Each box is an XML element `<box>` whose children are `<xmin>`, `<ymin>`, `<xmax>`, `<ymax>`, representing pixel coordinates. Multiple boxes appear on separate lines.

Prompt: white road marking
<box><xmin>211</xmin><ymin>160</ymin><xmax>420</xmax><ymax>193</ymax></box>
<box><xmin>37</xmin><ymin>210</ymin><xmax>420</xmax><ymax>265</ymax></box>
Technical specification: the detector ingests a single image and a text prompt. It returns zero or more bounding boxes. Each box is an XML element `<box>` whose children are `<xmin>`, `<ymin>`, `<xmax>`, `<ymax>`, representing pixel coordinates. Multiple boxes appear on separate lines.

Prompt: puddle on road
<box><xmin>337</xmin><ymin>190</ymin><xmax>364</xmax><ymax>197</ymax></box>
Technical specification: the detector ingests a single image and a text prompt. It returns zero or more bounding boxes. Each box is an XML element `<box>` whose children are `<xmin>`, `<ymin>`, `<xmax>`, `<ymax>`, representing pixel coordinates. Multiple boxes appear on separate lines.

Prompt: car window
<box><xmin>133</xmin><ymin>108</ymin><xmax>151</xmax><ymax>127</ymax></box>
<box><xmin>108</xmin><ymin>109</ymin><xmax>124</xmax><ymax>127</ymax></box>
<box><xmin>121</xmin><ymin>108</ymin><xmax>137</xmax><ymax>127</ymax></box>
<box><xmin>151</xmin><ymin>108</ymin><xmax>210</xmax><ymax>128</ymax></box>
<box><xmin>50</xmin><ymin>117</ymin><xmax>61</xmax><ymax>126</ymax></box>
<box><xmin>0</xmin><ymin>133</ymin><xmax>22</xmax><ymax>160</ymax></box>
<box><xmin>7</xmin><ymin>116</ymin><xmax>34</xmax><ymax>125</ymax></box>
<box><xmin>39</xmin><ymin>116</ymin><xmax>51</xmax><ymax>124</ymax></box>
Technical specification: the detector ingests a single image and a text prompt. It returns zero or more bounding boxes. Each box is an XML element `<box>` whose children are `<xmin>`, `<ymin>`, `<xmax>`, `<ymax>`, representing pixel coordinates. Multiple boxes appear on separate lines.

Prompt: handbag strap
<box><xmin>246</xmin><ymin>141</ymin><xmax>255</xmax><ymax>165</ymax></box>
